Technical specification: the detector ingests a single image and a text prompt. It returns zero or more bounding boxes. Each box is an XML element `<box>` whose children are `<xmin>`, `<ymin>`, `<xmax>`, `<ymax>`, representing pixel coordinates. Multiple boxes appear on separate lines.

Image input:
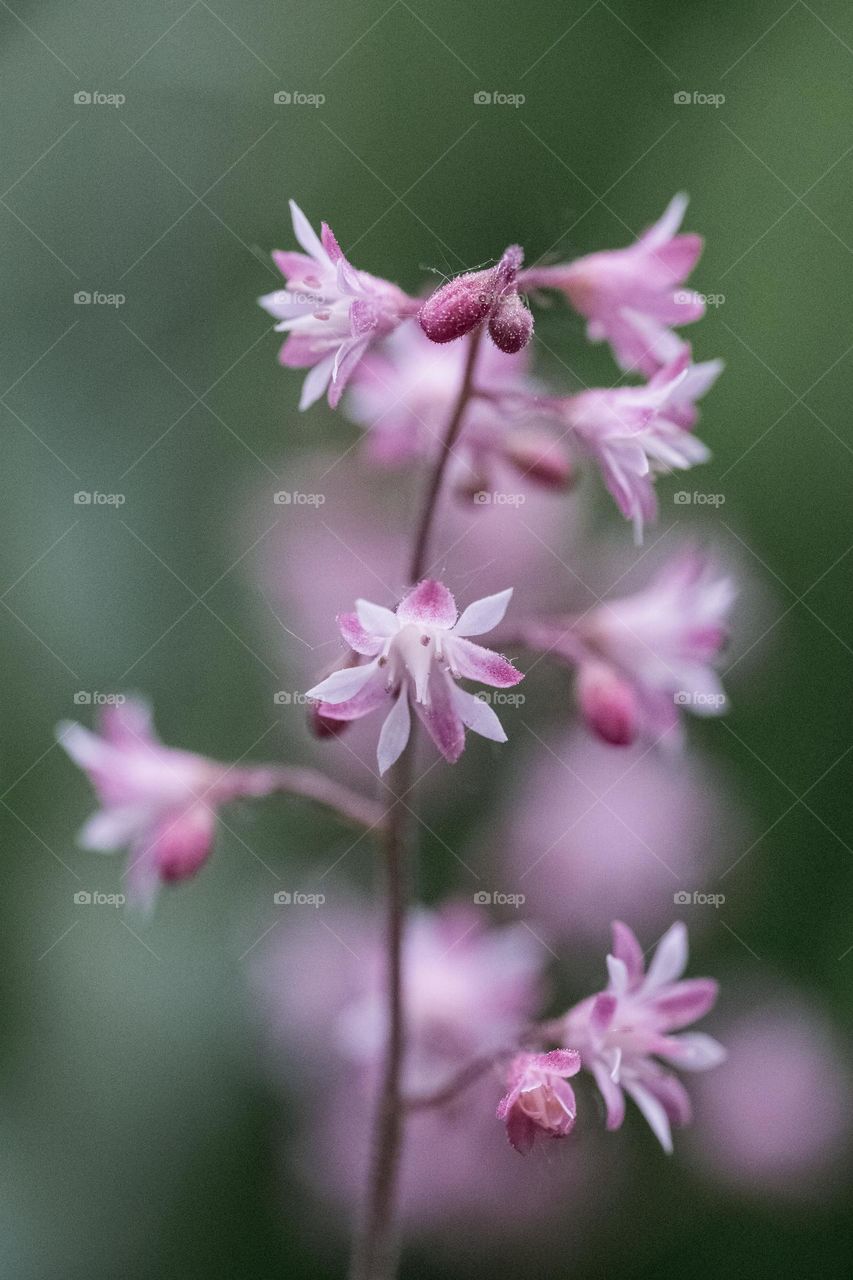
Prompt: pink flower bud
<box><xmin>149</xmin><ymin>805</ymin><xmax>217</xmax><ymax>883</ymax></box>
<box><xmin>419</xmin><ymin>245</ymin><xmax>533</xmax><ymax>353</ymax></box>
<box><xmin>419</xmin><ymin>271</ymin><xmax>495</xmax><ymax>344</ymax></box>
<box><xmin>309</xmin><ymin>704</ymin><xmax>352</xmax><ymax>739</ymax></box>
<box><xmin>503</xmin><ymin>428</ymin><xmax>573</xmax><ymax>490</ymax></box>
<box><xmin>488</xmin><ymin>292</ymin><xmax>534</xmax><ymax>353</ymax></box>
<box><xmin>497</xmin><ymin>1049</ymin><xmax>581</xmax><ymax>1154</ymax></box>
<box><xmin>577</xmin><ymin>661</ymin><xmax>639</xmax><ymax>747</ymax></box>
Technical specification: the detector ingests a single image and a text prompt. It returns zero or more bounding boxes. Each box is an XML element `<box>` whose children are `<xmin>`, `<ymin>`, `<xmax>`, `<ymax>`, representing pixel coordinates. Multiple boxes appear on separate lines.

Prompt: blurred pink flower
<box><xmin>498</xmin><ymin>728</ymin><xmax>736</xmax><ymax>944</ymax></box>
<box><xmin>561</xmin><ymin>921</ymin><xmax>725</xmax><ymax>1153</ymax></box>
<box><xmin>689</xmin><ymin>992</ymin><xmax>852</xmax><ymax>1199</ymax></box>
<box><xmin>523</xmin><ymin>549</ymin><xmax>735</xmax><ymax>745</ymax></box>
<box><xmin>306</xmin><ymin>579</ymin><xmax>523</xmax><ymax>773</ymax></box>
<box><xmin>560</xmin><ymin>352</ymin><xmax>721</xmax><ymax>540</ymax></box>
<box><xmin>339</xmin><ymin>901</ymin><xmax>547</xmax><ymax>1090</ymax></box>
<box><xmin>522</xmin><ymin>194</ymin><xmax>705</xmax><ymax>376</ymax></box>
<box><xmin>259</xmin><ymin>200</ymin><xmax>416</xmax><ymax>409</ymax></box>
<box><xmin>255</xmin><ymin>900</ymin><xmax>612</xmax><ymax>1247</ymax></box>
<box><xmin>497</xmin><ymin>1049</ymin><xmax>581</xmax><ymax>1153</ymax></box>
<box><xmin>419</xmin><ymin>244</ymin><xmax>534</xmax><ymax>353</ymax></box>
<box><xmin>58</xmin><ymin>697</ymin><xmax>277</xmax><ymax>910</ymax></box>
<box><xmin>345</xmin><ymin>324</ymin><xmax>570</xmax><ymax>491</ymax></box>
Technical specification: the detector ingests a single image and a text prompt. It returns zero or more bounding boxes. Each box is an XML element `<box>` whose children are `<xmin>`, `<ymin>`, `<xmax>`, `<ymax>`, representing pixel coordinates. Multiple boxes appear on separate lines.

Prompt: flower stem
<box><xmin>408</xmin><ymin>325</ymin><xmax>485</xmax><ymax>583</ymax></box>
<box><xmin>349</xmin><ymin>325</ymin><xmax>486</xmax><ymax>1280</ymax></box>
<box><xmin>349</xmin><ymin>754</ymin><xmax>412</xmax><ymax>1280</ymax></box>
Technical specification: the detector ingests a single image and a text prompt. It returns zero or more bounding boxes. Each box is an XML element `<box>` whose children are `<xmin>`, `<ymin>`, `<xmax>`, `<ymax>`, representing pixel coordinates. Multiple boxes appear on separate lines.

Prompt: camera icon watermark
<box><xmin>74</xmin><ymin>90</ymin><xmax>126</xmax><ymax>108</ymax></box>
<box><xmin>474</xmin><ymin>90</ymin><xmax>525</xmax><ymax>107</ymax></box>
<box><xmin>472</xmin><ymin>490</ymin><xmax>526</xmax><ymax>507</ymax></box>
<box><xmin>673</xmin><ymin>90</ymin><xmax>725</xmax><ymax>108</ymax></box>
<box><xmin>673</xmin><ymin>889</ymin><xmax>725</xmax><ymax>908</ymax></box>
<box><xmin>273</xmin><ymin>90</ymin><xmax>325</xmax><ymax>107</ymax></box>
<box><xmin>74</xmin><ymin>491</ymin><xmax>126</xmax><ymax>506</ymax></box>
<box><xmin>474</xmin><ymin>690</ymin><xmax>526</xmax><ymax>707</ymax></box>
<box><xmin>674</xmin><ymin>289</ymin><xmax>725</xmax><ymax>308</ymax></box>
<box><xmin>74</xmin><ymin>889</ymin><xmax>126</xmax><ymax>907</ymax></box>
<box><xmin>473</xmin><ymin>889</ymin><xmax>526</xmax><ymax>908</ymax></box>
<box><xmin>73</xmin><ymin>691</ymin><xmax>126</xmax><ymax>707</ymax></box>
<box><xmin>273</xmin><ymin>491</ymin><xmax>326</xmax><ymax>506</ymax></box>
<box><xmin>673</xmin><ymin>490</ymin><xmax>725</xmax><ymax>507</ymax></box>
<box><xmin>74</xmin><ymin>290</ymin><xmax>125</xmax><ymax>307</ymax></box>
<box><xmin>674</xmin><ymin>690</ymin><xmax>726</xmax><ymax>709</ymax></box>
<box><xmin>273</xmin><ymin>890</ymin><xmax>325</xmax><ymax>907</ymax></box>
<box><xmin>273</xmin><ymin>691</ymin><xmax>310</xmax><ymax>706</ymax></box>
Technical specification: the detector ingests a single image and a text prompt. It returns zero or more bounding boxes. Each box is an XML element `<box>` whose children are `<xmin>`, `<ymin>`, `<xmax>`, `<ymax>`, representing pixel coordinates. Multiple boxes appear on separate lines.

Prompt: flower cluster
<box><xmin>494</xmin><ymin>919</ymin><xmax>723</xmax><ymax>1155</ymax></box>
<box><xmin>262</xmin><ymin>194</ymin><xmax>721</xmax><ymax>542</ymax></box>
<box><xmin>58</xmin><ymin>189</ymin><xmax>733</xmax><ymax>1209</ymax></box>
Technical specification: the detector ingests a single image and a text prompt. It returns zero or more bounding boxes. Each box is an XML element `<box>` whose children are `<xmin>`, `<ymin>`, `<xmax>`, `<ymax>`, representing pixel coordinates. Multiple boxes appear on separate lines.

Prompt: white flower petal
<box><xmin>643</xmin><ymin>921</ymin><xmax>689</xmax><ymax>993</ymax></box>
<box><xmin>376</xmin><ymin>689</ymin><xmax>411</xmax><ymax>776</ymax></box>
<box><xmin>453</xmin><ymin>588</ymin><xmax>514</xmax><ymax>637</ymax></box>
<box><xmin>288</xmin><ymin>199</ymin><xmax>328</xmax><ymax>265</ymax></box>
<box><xmin>624</xmin><ymin>1080</ymin><xmax>673</xmax><ymax>1153</ymax></box>
<box><xmin>306</xmin><ymin>660</ymin><xmax>379</xmax><ymax>705</ymax></box>
<box><xmin>356</xmin><ymin>599</ymin><xmax>398</xmax><ymax>637</ymax></box>
<box><xmin>666</xmin><ymin>1032</ymin><xmax>727</xmax><ymax>1071</ymax></box>
<box><xmin>79</xmin><ymin>807</ymin><xmax>146</xmax><ymax>852</ymax></box>
<box><xmin>451</xmin><ymin>686</ymin><xmax>507</xmax><ymax>743</ymax></box>
<box><xmin>298</xmin><ymin>354</ymin><xmax>335</xmax><ymax>411</ymax></box>
<box><xmin>606</xmin><ymin>954</ymin><xmax>630</xmax><ymax>996</ymax></box>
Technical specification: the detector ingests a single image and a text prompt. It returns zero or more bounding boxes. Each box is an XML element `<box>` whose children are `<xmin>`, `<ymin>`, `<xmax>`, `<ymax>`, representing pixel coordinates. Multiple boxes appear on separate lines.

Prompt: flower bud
<box><xmin>488</xmin><ymin>292</ymin><xmax>534</xmax><ymax>353</ymax></box>
<box><xmin>419</xmin><ymin>271</ymin><xmax>495</xmax><ymax>344</ymax></box>
<box><xmin>504</xmin><ymin>429</ymin><xmax>573</xmax><ymax>490</ymax></box>
<box><xmin>419</xmin><ymin>244</ymin><xmax>533</xmax><ymax>353</ymax></box>
<box><xmin>577</xmin><ymin>661</ymin><xmax>638</xmax><ymax>747</ymax></box>
<box><xmin>150</xmin><ymin>805</ymin><xmax>217</xmax><ymax>883</ymax></box>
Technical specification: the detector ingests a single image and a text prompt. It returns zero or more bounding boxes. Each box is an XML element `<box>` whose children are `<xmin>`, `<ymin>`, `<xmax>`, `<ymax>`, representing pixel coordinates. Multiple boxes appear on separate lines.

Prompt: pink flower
<box><xmin>419</xmin><ymin>245</ymin><xmax>534</xmax><ymax>353</ymax></box>
<box><xmin>560</xmin><ymin>351</ymin><xmax>722</xmax><ymax>540</ymax></box>
<box><xmin>336</xmin><ymin>901</ymin><xmax>548</xmax><ymax>1093</ymax></box>
<box><xmin>573</xmin><ymin>550</ymin><xmax>735</xmax><ymax>744</ymax></box>
<box><xmin>305</xmin><ymin>580</ymin><xmax>523</xmax><ymax>773</ymax></box>
<box><xmin>259</xmin><ymin>200</ymin><xmax>416</xmax><ymax>410</ymax></box>
<box><xmin>561</xmin><ymin>921</ymin><xmax>725</xmax><ymax>1153</ymax></box>
<box><xmin>58</xmin><ymin>697</ymin><xmax>278</xmax><ymax>910</ymax></box>
<box><xmin>344</xmin><ymin>324</ymin><xmax>569</xmax><ymax>491</ymax></box>
<box><xmin>496</xmin><ymin>1049</ymin><xmax>581</xmax><ymax>1154</ymax></box>
<box><xmin>690</xmin><ymin>991</ymin><xmax>852</xmax><ymax>1199</ymax></box>
<box><xmin>522</xmin><ymin>193</ymin><xmax>705</xmax><ymax>376</ymax></box>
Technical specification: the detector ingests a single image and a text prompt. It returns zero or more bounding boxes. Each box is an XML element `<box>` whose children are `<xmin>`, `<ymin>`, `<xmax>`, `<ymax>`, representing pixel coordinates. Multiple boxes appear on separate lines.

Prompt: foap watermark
<box><xmin>474</xmin><ymin>690</ymin><xmax>526</xmax><ymax>707</ymax></box>
<box><xmin>273</xmin><ymin>691</ymin><xmax>310</xmax><ymax>706</ymax></box>
<box><xmin>273</xmin><ymin>90</ymin><xmax>325</xmax><ymax>107</ymax></box>
<box><xmin>474</xmin><ymin>90</ymin><xmax>525</xmax><ymax>108</ymax></box>
<box><xmin>674</xmin><ymin>689</ymin><xmax>726</xmax><ymax>710</ymax></box>
<box><xmin>273</xmin><ymin>890</ymin><xmax>325</xmax><ymax>907</ymax></box>
<box><xmin>273</xmin><ymin>490</ymin><xmax>326</xmax><ymax>506</ymax></box>
<box><xmin>472</xmin><ymin>490</ymin><xmax>525</xmax><ymax>507</ymax></box>
<box><xmin>74</xmin><ymin>291</ymin><xmax>126</xmax><ymax>307</ymax></box>
<box><xmin>267</xmin><ymin>287</ymin><xmax>324</xmax><ymax>309</ymax></box>
<box><xmin>74</xmin><ymin>491</ymin><xmax>126</xmax><ymax>506</ymax></box>
<box><xmin>673</xmin><ymin>90</ymin><xmax>725</xmax><ymax>108</ymax></box>
<box><xmin>675</xmin><ymin>289</ymin><xmax>725</xmax><ymax>308</ymax></box>
<box><xmin>74</xmin><ymin>890</ymin><xmax>126</xmax><ymax>907</ymax></box>
<box><xmin>673</xmin><ymin>889</ymin><xmax>725</xmax><ymax>909</ymax></box>
<box><xmin>473</xmin><ymin>890</ymin><xmax>526</xmax><ymax>908</ymax></box>
<box><xmin>73</xmin><ymin>691</ymin><xmax>126</xmax><ymax>707</ymax></box>
<box><xmin>74</xmin><ymin>90</ymin><xmax>125</xmax><ymax>108</ymax></box>
<box><xmin>673</xmin><ymin>490</ymin><xmax>725</xmax><ymax>507</ymax></box>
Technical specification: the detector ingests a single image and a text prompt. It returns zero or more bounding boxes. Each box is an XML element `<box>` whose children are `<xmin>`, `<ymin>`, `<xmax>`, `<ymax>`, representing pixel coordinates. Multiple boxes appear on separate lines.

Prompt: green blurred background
<box><xmin>1</xmin><ymin>1</ymin><xmax>851</xmax><ymax>1276</ymax></box>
